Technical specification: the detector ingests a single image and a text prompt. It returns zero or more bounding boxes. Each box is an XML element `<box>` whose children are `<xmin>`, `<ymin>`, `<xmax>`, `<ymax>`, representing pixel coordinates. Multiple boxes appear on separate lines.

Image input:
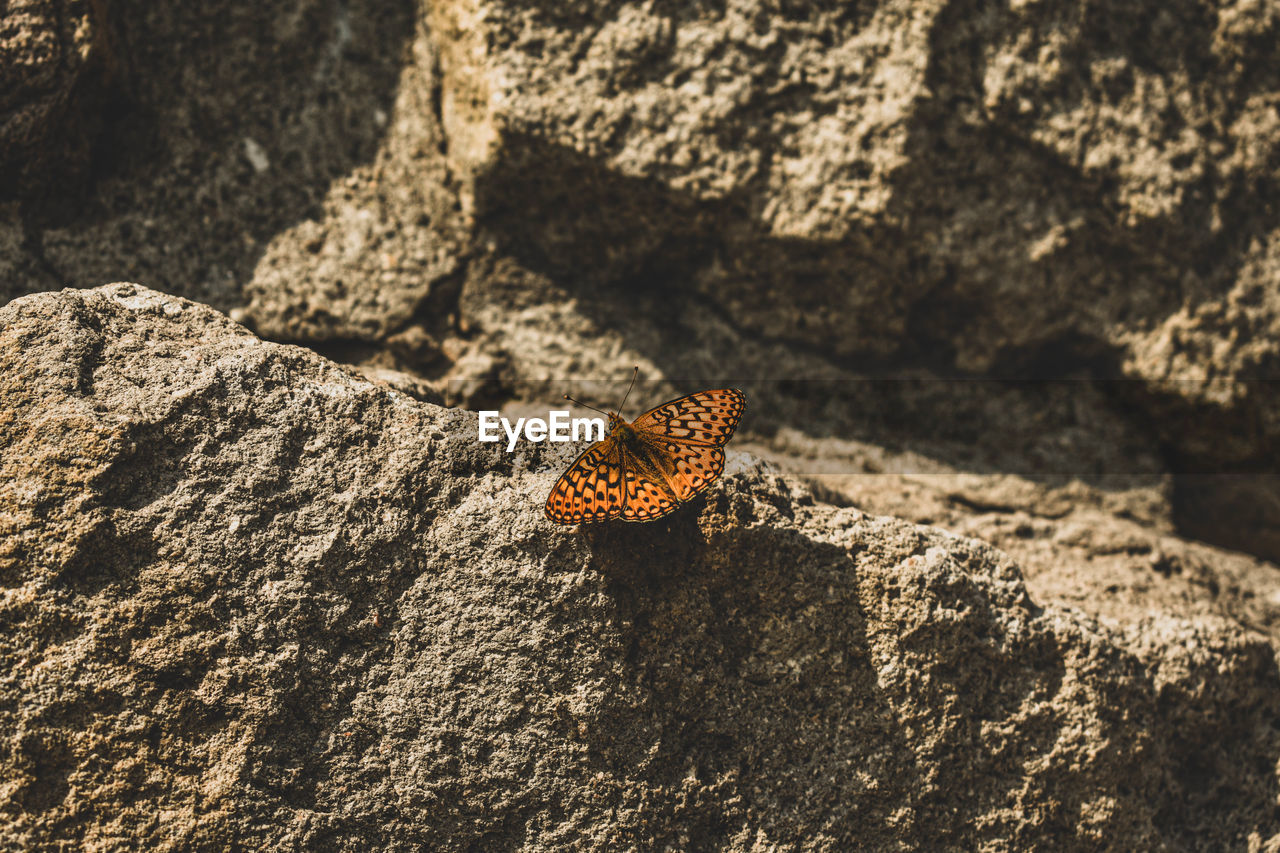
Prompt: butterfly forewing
<box><xmin>632</xmin><ymin>389</ymin><xmax>746</xmax><ymax>447</ymax></box>
<box><xmin>545</xmin><ymin>439</ymin><xmax>626</xmax><ymax>523</ymax></box>
<box><xmin>631</xmin><ymin>388</ymin><xmax>742</xmax><ymax>504</ymax></box>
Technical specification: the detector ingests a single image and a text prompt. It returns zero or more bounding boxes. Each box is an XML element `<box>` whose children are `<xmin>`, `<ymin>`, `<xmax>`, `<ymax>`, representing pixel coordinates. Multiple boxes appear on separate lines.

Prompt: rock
<box><xmin>3</xmin><ymin>0</ymin><xmax>1280</xmax><ymax>556</ymax></box>
<box><xmin>778</xmin><ymin>459</ymin><xmax>1280</xmax><ymax>643</ymax></box>
<box><xmin>1</xmin><ymin>0</ymin><xmax>451</xmax><ymax>328</ymax></box>
<box><xmin>0</xmin><ymin>0</ymin><xmax>116</xmax><ymax>198</ymax></box>
<box><xmin>423</xmin><ymin>0</ymin><xmax>1280</xmax><ymax>559</ymax></box>
<box><xmin>2</xmin><ymin>283</ymin><xmax>1278</xmax><ymax>849</ymax></box>
<box><xmin>430</xmin><ymin>0</ymin><xmax>1280</xmax><ymax>369</ymax></box>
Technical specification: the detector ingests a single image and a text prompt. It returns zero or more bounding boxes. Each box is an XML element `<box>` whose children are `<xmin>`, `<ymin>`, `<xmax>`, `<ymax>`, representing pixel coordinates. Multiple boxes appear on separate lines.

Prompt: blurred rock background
<box><xmin>2</xmin><ymin>0</ymin><xmax>1279</xmax><ymax>848</ymax></box>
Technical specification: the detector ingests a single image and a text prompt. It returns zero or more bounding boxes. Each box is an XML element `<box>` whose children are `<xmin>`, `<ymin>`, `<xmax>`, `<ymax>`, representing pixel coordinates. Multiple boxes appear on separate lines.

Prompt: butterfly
<box><xmin>545</xmin><ymin>371</ymin><xmax>746</xmax><ymax>523</ymax></box>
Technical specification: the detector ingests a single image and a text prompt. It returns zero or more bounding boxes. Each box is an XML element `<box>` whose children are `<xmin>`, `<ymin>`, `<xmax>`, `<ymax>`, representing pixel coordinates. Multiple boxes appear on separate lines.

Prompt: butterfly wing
<box><xmin>631</xmin><ymin>438</ymin><xmax>727</xmax><ymax>504</ymax></box>
<box><xmin>619</xmin><ymin>446</ymin><xmax>682</xmax><ymax>522</ymax></box>
<box><xmin>630</xmin><ymin>388</ymin><xmax>745</xmax><ymax>503</ymax></box>
<box><xmin>544</xmin><ymin>438</ymin><xmax>627</xmax><ymax>524</ymax></box>
<box><xmin>631</xmin><ymin>389</ymin><xmax>746</xmax><ymax>447</ymax></box>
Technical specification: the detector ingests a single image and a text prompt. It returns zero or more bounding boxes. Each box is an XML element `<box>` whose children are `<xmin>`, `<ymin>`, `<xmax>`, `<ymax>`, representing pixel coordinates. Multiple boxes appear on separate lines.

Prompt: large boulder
<box><xmin>429</xmin><ymin>0</ymin><xmax>1280</xmax><ymax>376</ymax></box>
<box><xmin>423</xmin><ymin>0</ymin><xmax>1280</xmax><ymax>559</ymax></box>
<box><xmin>2</xmin><ymin>283</ymin><xmax>1277</xmax><ymax>849</ymax></box>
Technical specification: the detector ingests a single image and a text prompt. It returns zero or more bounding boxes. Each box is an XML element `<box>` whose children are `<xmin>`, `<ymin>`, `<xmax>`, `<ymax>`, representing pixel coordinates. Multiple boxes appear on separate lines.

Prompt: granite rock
<box><xmin>0</xmin><ymin>0</ymin><xmax>115</xmax><ymax>198</ymax></box>
<box><xmin>3</xmin><ymin>0</ymin><xmax>1279</xmax><ymax>555</ymax></box>
<box><xmin>2</xmin><ymin>283</ymin><xmax>1278</xmax><ymax>849</ymax></box>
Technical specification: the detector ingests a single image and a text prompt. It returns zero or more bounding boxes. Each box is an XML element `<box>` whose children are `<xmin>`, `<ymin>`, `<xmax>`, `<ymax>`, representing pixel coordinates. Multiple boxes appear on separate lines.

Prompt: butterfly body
<box><xmin>545</xmin><ymin>388</ymin><xmax>746</xmax><ymax>524</ymax></box>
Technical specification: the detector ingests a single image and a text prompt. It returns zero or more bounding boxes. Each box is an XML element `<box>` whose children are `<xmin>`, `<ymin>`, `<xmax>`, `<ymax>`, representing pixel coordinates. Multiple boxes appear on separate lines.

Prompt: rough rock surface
<box><xmin>422</xmin><ymin>0</ymin><xmax>1280</xmax><ymax>558</ymax></box>
<box><xmin>4</xmin><ymin>283</ymin><xmax>1280</xmax><ymax>849</ymax></box>
<box><xmin>1</xmin><ymin>0</ymin><xmax>445</xmax><ymax>322</ymax></box>
<box><xmin>0</xmin><ymin>0</ymin><xmax>115</xmax><ymax>198</ymax></box>
<box><xmin>2</xmin><ymin>1</ymin><xmax>1279</xmax><ymax>550</ymax></box>
<box><xmin>427</xmin><ymin>0</ymin><xmax>1280</xmax><ymax>407</ymax></box>
<box><xmin>5</xmin><ymin>0</ymin><xmax>1280</xmax><ymax>842</ymax></box>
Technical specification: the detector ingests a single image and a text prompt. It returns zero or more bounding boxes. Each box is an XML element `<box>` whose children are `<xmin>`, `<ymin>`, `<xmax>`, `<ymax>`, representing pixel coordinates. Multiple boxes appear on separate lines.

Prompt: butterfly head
<box><xmin>563</xmin><ymin>367</ymin><xmax>639</xmax><ymax>438</ymax></box>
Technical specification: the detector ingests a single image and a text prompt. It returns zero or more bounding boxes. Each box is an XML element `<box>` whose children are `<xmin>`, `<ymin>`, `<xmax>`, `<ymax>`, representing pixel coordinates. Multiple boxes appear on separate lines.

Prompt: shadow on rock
<box><xmin>7</xmin><ymin>0</ymin><xmax>418</xmax><ymax>316</ymax></box>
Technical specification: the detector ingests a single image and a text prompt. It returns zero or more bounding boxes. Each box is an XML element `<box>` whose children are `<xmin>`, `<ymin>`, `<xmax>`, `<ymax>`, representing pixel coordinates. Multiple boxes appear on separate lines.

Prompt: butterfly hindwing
<box><xmin>631</xmin><ymin>389</ymin><xmax>746</xmax><ymax>447</ymax></box>
<box><xmin>644</xmin><ymin>439</ymin><xmax>726</xmax><ymax>502</ymax></box>
<box><xmin>544</xmin><ymin>439</ymin><xmax>626</xmax><ymax>523</ymax></box>
<box><xmin>620</xmin><ymin>456</ymin><xmax>680</xmax><ymax>521</ymax></box>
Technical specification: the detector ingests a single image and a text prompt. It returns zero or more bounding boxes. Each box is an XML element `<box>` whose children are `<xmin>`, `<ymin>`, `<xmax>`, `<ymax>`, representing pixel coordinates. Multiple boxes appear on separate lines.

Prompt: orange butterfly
<box><xmin>545</xmin><ymin>371</ymin><xmax>746</xmax><ymax>523</ymax></box>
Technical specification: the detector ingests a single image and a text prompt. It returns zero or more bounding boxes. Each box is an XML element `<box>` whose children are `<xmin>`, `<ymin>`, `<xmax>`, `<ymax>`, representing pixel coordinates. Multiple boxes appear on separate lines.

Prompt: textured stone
<box><xmin>421</xmin><ymin>0</ymin><xmax>1280</xmax><ymax>557</ymax></box>
<box><xmin>428</xmin><ymin>0</ymin><xmax>1280</xmax><ymax>381</ymax></box>
<box><xmin>0</xmin><ymin>0</ymin><xmax>114</xmax><ymax>198</ymax></box>
<box><xmin>1</xmin><ymin>0</ymin><xmax>453</xmax><ymax>332</ymax></box>
<box><xmin>5</xmin><ymin>0</ymin><xmax>1280</xmax><ymax>837</ymax></box>
<box><xmin>2</xmin><ymin>283</ymin><xmax>1278</xmax><ymax>849</ymax></box>
<box><xmin>3</xmin><ymin>0</ymin><xmax>1279</xmax><ymax>514</ymax></box>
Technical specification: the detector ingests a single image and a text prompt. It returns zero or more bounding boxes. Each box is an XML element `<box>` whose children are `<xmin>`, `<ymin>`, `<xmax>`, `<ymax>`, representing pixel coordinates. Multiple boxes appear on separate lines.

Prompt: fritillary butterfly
<box><xmin>545</xmin><ymin>375</ymin><xmax>746</xmax><ymax>524</ymax></box>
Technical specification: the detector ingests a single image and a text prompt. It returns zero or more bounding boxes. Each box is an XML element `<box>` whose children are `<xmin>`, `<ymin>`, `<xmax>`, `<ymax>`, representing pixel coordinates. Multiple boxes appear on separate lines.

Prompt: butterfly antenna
<box><xmin>563</xmin><ymin>394</ymin><xmax>611</xmax><ymax>417</ymax></box>
<box><xmin>617</xmin><ymin>366</ymin><xmax>639</xmax><ymax>419</ymax></box>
